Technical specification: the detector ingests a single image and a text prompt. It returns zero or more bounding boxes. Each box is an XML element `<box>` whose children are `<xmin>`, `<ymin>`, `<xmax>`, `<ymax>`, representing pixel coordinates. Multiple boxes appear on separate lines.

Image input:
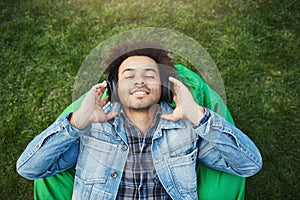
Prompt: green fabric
<box><xmin>34</xmin><ymin>64</ymin><xmax>245</xmax><ymax>200</ymax></box>
<box><xmin>175</xmin><ymin>64</ymin><xmax>245</xmax><ymax>200</ymax></box>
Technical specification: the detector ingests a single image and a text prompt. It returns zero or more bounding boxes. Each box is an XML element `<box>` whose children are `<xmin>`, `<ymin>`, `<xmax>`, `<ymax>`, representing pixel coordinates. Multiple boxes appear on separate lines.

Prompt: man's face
<box><xmin>117</xmin><ymin>56</ymin><xmax>162</xmax><ymax>110</ymax></box>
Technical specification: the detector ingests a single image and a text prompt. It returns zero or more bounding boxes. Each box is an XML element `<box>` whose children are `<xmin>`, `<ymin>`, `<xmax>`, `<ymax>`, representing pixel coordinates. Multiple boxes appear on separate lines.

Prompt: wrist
<box><xmin>69</xmin><ymin>111</ymin><xmax>89</xmax><ymax>130</ymax></box>
<box><xmin>190</xmin><ymin>106</ymin><xmax>205</xmax><ymax>126</ymax></box>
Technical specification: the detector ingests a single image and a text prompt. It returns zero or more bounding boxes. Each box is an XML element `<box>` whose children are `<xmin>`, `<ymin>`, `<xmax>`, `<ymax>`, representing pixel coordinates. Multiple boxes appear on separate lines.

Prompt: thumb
<box><xmin>105</xmin><ymin>112</ymin><xmax>118</xmax><ymax>121</ymax></box>
<box><xmin>161</xmin><ymin>113</ymin><xmax>176</xmax><ymax>121</ymax></box>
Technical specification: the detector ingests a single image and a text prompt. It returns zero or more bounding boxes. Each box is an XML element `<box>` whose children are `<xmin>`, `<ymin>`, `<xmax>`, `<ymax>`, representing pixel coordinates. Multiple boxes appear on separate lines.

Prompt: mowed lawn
<box><xmin>0</xmin><ymin>0</ymin><xmax>299</xmax><ymax>199</ymax></box>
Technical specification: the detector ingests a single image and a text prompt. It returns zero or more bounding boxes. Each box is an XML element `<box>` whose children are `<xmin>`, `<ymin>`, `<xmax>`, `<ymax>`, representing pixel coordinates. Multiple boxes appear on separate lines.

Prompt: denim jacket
<box><xmin>17</xmin><ymin>102</ymin><xmax>262</xmax><ymax>200</ymax></box>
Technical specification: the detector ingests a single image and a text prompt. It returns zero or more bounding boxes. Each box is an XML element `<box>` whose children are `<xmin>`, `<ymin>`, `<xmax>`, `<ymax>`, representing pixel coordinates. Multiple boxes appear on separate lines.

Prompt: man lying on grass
<box><xmin>17</xmin><ymin>42</ymin><xmax>262</xmax><ymax>199</ymax></box>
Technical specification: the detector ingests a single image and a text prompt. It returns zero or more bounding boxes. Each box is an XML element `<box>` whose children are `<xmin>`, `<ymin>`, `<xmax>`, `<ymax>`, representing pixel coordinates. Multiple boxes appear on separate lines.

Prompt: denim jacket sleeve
<box><xmin>195</xmin><ymin>109</ymin><xmax>262</xmax><ymax>177</ymax></box>
<box><xmin>16</xmin><ymin>113</ymin><xmax>86</xmax><ymax>180</ymax></box>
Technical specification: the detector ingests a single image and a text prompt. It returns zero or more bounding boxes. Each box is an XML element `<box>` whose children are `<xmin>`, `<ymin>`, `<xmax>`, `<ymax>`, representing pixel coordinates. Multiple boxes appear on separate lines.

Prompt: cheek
<box><xmin>151</xmin><ymin>84</ymin><xmax>162</xmax><ymax>100</ymax></box>
<box><xmin>117</xmin><ymin>81</ymin><xmax>129</xmax><ymax>96</ymax></box>
<box><xmin>117</xmin><ymin>85</ymin><xmax>128</xmax><ymax>105</ymax></box>
<box><xmin>117</xmin><ymin>80</ymin><xmax>135</xmax><ymax>105</ymax></box>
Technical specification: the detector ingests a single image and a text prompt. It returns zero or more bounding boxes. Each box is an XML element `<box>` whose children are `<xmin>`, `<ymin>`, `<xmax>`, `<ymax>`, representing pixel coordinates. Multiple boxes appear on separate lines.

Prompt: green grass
<box><xmin>1</xmin><ymin>0</ymin><xmax>299</xmax><ymax>199</ymax></box>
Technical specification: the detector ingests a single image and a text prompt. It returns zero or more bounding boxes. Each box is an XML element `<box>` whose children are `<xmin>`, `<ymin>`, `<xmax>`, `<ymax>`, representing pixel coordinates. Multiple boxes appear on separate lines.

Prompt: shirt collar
<box><xmin>104</xmin><ymin>101</ymin><xmax>186</xmax><ymax>130</ymax></box>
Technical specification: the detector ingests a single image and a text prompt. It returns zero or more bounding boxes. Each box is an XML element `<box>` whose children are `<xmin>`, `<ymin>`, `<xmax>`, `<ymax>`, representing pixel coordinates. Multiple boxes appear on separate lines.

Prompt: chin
<box><xmin>128</xmin><ymin>104</ymin><xmax>153</xmax><ymax>110</ymax></box>
<box><xmin>127</xmin><ymin>101</ymin><xmax>160</xmax><ymax>110</ymax></box>
<box><xmin>120</xmin><ymin>97</ymin><xmax>160</xmax><ymax>110</ymax></box>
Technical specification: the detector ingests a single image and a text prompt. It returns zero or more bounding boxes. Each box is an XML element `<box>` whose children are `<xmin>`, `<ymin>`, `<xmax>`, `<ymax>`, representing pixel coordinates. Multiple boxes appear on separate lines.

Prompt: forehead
<box><xmin>118</xmin><ymin>56</ymin><xmax>159</xmax><ymax>74</ymax></box>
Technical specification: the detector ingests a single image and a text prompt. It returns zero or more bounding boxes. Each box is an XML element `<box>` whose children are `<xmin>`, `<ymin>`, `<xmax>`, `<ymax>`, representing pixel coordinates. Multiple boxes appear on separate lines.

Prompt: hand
<box><xmin>70</xmin><ymin>81</ymin><xmax>118</xmax><ymax>129</ymax></box>
<box><xmin>161</xmin><ymin>77</ymin><xmax>205</xmax><ymax>125</ymax></box>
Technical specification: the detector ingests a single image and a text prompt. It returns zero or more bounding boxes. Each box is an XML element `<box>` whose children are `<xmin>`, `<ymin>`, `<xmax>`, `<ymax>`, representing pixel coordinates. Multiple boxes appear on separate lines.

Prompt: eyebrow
<box><xmin>121</xmin><ymin>67</ymin><xmax>158</xmax><ymax>75</ymax></box>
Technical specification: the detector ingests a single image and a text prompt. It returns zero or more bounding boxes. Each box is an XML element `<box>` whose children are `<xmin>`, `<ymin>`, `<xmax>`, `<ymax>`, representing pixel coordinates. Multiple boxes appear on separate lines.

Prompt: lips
<box><xmin>130</xmin><ymin>88</ymin><xmax>150</xmax><ymax>97</ymax></box>
<box><xmin>134</xmin><ymin>91</ymin><xmax>147</xmax><ymax>95</ymax></box>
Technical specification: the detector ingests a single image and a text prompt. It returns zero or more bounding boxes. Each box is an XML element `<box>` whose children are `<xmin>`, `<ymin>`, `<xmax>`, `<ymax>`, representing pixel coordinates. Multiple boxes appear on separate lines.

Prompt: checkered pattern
<box><xmin>116</xmin><ymin>107</ymin><xmax>171</xmax><ymax>200</ymax></box>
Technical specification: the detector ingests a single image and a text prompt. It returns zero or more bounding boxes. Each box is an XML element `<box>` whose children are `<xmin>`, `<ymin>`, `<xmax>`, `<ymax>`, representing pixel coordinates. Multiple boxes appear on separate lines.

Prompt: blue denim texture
<box><xmin>17</xmin><ymin>102</ymin><xmax>262</xmax><ymax>200</ymax></box>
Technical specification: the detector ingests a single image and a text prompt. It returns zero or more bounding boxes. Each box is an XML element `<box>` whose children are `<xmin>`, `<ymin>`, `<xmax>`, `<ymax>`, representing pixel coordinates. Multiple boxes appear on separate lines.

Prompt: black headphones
<box><xmin>106</xmin><ymin>72</ymin><xmax>173</xmax><ymax>103</ymax></box>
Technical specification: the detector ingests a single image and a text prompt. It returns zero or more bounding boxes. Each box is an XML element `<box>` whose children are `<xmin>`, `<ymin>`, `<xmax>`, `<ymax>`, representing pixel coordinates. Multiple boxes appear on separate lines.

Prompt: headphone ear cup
<box><xmin>160</xmin><ymin>77</ymin><xmax>172</xmax><ymax>102</ymax></box>
<box><xmin>106</xmin><ymin>75</ymin><xmax>120</xmax><ymax>102</ymax></box>
<box><xmin>166</xmin><ymin>79</ymin><xmax>173</xmax><ymax>102</ymax></box>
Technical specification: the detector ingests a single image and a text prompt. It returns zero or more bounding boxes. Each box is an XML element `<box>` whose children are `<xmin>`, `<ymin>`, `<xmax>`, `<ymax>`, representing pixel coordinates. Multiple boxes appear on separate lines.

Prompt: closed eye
<box><xmin>124</xmin><ymin>76</ymin><xmax>134</xmax><ymax>79</ymax></box>
<box><xmin>144</xmin><ymin>71</ymin><xmax>157</xmax><ymax>79</ymax></box>
<box><xmin>145</xmin><ymin>75</ymin><xmax>155</xmax><ymax>78</ymax></box>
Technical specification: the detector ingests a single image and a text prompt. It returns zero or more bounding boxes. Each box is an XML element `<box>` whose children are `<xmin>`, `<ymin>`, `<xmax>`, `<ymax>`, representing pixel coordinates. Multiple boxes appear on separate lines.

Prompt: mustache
<box><xmin>129</xmin><ymin>85</ymin><xmax>151</xmax><ymax>94</ymax></box>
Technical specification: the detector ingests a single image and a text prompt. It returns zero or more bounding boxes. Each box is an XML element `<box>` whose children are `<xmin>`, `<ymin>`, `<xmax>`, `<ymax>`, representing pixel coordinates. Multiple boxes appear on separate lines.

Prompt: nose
<box><xmin>134</xmin><ymin>76</ymin><xmax>146</xmax><ymax>86</ymax></box>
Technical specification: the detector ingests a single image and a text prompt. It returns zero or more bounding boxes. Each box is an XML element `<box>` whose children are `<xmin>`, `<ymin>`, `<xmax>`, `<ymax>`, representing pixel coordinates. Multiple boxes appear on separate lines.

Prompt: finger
<box><xmin>168</xmin><ymin>76</ymin><xmax>178</xmax><ymax>82</ymax></box>
<box><xmin>97</xmin><ymin>80</ymin><xmax>107</xmax><ymax>87</ymax></box>
<box><xmin>168</xmin><ymin>77</ymin><xmax>185</xmax><ymax>87</ymax></box>
<box><xmin>96</xmin><ymin>96</ymin><xmax>109</xmax><ymax>107</ymax></box>
<box><xmin>160</xmin><ymin>113</ymin><xmax>173</xmax><ymax>121</ymax></box>
<box><xmin>161</xmin><ymin>113</ymin><xmax>179</xmax><ymax>122</ymax></box>
<box><xmin>168</xmin><ymin>77</ymin><xmax>185</xmax><ymax>94</ymax></box>
<box><xmin>95</xmin><ymin>81</ymin><xmax>107</xmax><ymax>93</ymax></box>
<box><xmin>94</xmin><ymin>83</ymin><xmax>108</xmax><ymax>99</ymax></box>
<box><xmin>170</xmin><ymin>95</ymin><xmax>179</xmax><ymax>108</ymax></box>
<box><xmin>173</xmin><ymin>95</ymin><xmax>178</xmax><ymax>104</ymax></box>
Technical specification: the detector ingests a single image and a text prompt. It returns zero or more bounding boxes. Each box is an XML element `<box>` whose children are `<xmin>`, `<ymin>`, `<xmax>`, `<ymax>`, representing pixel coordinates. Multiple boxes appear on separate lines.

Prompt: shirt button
<box><xmin>121</xmin><ymin>145</ymin><xmax>128</xmax><ymax>151</ymax></box>
<box><xmin>111</xmin><ymin>172</ymin><xmax>118</xmax><ymax>178</ymax></box>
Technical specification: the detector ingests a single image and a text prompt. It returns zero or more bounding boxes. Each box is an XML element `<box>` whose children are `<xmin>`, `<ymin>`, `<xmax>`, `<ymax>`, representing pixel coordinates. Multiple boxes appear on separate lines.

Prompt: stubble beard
<box><xmin>127</xmin><ymin>101</ymin><xmax>156</xmax><ymax>111</ymax></box>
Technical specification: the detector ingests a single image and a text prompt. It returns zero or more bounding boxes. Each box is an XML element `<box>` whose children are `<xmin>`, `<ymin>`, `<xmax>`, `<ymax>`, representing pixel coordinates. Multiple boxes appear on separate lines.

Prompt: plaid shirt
<box><xmin>116</xmin><ymin>107</ymin><xmax>171</xmax><ymax>200</ymax></box>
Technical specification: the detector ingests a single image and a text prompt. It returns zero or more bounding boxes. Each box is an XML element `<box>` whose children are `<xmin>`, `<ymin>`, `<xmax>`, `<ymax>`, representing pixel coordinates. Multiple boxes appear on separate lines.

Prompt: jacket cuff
<box><xmin>59</xmin><ymin>113</ymin><xmax>89</xmax><ymax>138</ymax></box>
<box><xmin>193</xmin><ymin>108</ymin><xmax>211</xmax><ymax>129</ymax></box>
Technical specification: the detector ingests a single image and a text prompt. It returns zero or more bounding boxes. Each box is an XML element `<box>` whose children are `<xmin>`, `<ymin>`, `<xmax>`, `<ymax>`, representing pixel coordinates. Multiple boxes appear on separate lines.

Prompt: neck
<box><xmin>123</xmin><ymin>104</ymin><xmax>159</xmax><ymax>135</ymax></box>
